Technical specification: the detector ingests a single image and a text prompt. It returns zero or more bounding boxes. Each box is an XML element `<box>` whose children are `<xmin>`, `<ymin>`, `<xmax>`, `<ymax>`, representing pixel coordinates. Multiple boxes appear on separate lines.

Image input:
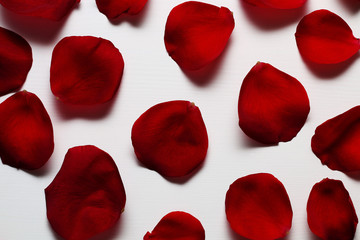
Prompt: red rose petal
<box><xmin>50</xmin><ymin>36</ymin><xmax>124</xmax><ymax>105</ymax></box>
<box><xmin>0</xmin><ymin>91</ymin><xmax>54</xmax><ymax>170</ymax></box>
<box><xmin>225</xmin><ymin>173</ymin><xmax>293</xmax><ymax>240</ymax></box>
<box><xmin>307</xmin><ymin>178</ymin><xmax>358</xmax><ymax>240</ymax></box>
<box><xmin>164</xmin><ymin>1</ymin><xmax>234</xmax><ymax>71</ymax></box>
<box><xmin>295</xmin><ymin>9</ymin><xmax>360</xmax><ymax>64</ymax></box>
<box><xmin>144</xmin><ymin>211</ymin><xmax>205</xmax><ymax>240</ymax></box>
<box><xmin>0</xmin><ymin>26</ymin><xmax>32</xmax><ymax>96</ymax></box>
<box><xmin>45</xmin><ymin>145</ymin><xmax>126</xmax><ymax>240</ymax></box>
<box><xmin>96</xmin><ymin>0</ymin><xmax>148</xmax><ymax>19</ymax></box>
<box><xmin>311</xmin><ymin>106</ymin><xmax>360</xmax><ymax>172</ymax></box>
<box><xmin>131</xmin><ymin>100</ymin><xmax>208</xmax><ymax>178</ymax></box>
<box><xmin>243</xmin><ymin>0</ymin><xmax>306</xmax><ymax>9</ymax></box>
<box><xmin>0</xmin><ymin>0</ymin><xmax>80</xmax><ymax>21</ymax></box>
<box><xmin>238</xmin><ymin>62</ymin><xmax>310</xmax><ymax>144</ymax></box>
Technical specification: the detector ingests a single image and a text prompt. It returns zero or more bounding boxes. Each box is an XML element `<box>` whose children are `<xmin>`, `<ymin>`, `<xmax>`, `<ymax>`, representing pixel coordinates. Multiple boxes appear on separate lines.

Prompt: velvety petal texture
<box><xmin>0</xmin><ymin>26</ymin><xmax>32</xmax><ymax>96</ymax></box>
<box><xmin>238</xmin><ymin>62</ymin><xmax>310</xmax><ymax>144</ymax></box>
<box><xmin>0</xmin><ymin>91</ymin><xmax>54</xmax><ymax>170</ymax></box>
<box><xmin>311</xmin><ymin>106</ymin><xmax>360</xmax><ymax>172</ymax></box>
<box><xmin>295</xmin><ymin>10</ymin><xmax>360</xmax><ymax>64</ymax></box>
<box><xmin>45</xmin><ymin>145</ymin><xmax>126</xmax><ymax>240</ymax></box>
<box><xmin>307</xmin><ymin>178</ymin><xmax>358</xmax><ymax>240</ymax></box>
<box><xmin>96</xmin><ymin>0</ymin><xmax>148</xmax><ymax>19</ymax></box>
<box><xmin>50</xmin><ymin>36</ymin><xmax>124</xmax><ymax>105</ymax></box>
<box><xmin>164</xmin><ymin>1</ymin><xmax>234</xmax><ymax>70</ymax></box>
<box><xmin>0</xmin><ymin>0</ymin><xmax>80</xmax><ymax>21</ymax></box>
<box><xmin>225</xmin><ymin>173</ymin><xmax>293</xmax><ymax>240</ymax></box>
<box><xmin>144</xmin><ymin>211</ymin><xmax>205</xmax><ymax>240</ymax></box>
<box><xmin>243</xmin><ymin>0</ymin><xmax>306</xmax><ymax>9</ymax></box>
<box><xmin>131</xmin><ymin>100</ymin><xmax>208</xmax><ymax>178</ymax></box>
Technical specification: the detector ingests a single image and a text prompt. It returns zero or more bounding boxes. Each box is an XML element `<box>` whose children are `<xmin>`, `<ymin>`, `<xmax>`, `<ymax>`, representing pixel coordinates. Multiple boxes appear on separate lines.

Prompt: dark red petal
<box><xmin>295</xmin><ymin>9</ymin><xmax>360</xmax><ymax>64</ymax></box>
<box><xmin>311</xmin><ymin>106</ymin><xmax>360</xmax><ymax>172</ymax></box>
<box><xmin>225</xmin><ymin>173</ymin><xmax>293</xmax><ymax>240</ymax></box>
<box><xmin>238</xmin><ymin>62</ymin><xmax>310</xmax><ymax>144</ymax></box>
<box><xmin>0</xmin><ymin>26</ymin><xmax>32</xmax><ymax>96</ymax></box>
<box><xmin>45</xmin><ymin>145</ymin><xmax>126</xmax><ymax>240</ymax></box>
<box><xmin>0</xmin><ymin>0</ymin><xmax>80</xmax><ymax>21</ymax></box>
<box><xmin>144</xmin><ymin>211</ymin><xmax>205</xmax><ymax>240</ymax></box>
<box><xmin>96</xmin><ymin>0</ymin><xmax>148</xmax><ymax>19</ymax></box>
<box><xmin>307</xmin><ymin>178</ymin><xmax>358</xmax><ymax>240</ymax></box>
<box><xmin>164</xmin><ymin>1</ymin><xmax>234</xmax><ymax>71</ymax></box>
<box><xmin>131</xmin><ymin>100</ymin><xmax>208</xmax><ymax>178</ymax></box>
<box><xmin>0</xmin><ymin>91</ymin><xmax>54</xmax><ymax>170</ymax></box>
<box><xmin>50</xmin><ymin>36</ymin><xmax>124</xmax><ymax>105</ymax></box>
<box><xmin>243</xmin><ymin>0</ymin><xmax>306</xmax><ymax>9</ymax></box>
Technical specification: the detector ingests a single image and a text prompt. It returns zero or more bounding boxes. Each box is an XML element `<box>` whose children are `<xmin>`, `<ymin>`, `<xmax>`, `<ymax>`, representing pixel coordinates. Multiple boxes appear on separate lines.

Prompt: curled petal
<box><xmin>0</xmin><ymin>26</ymin><xmax>32</xmax><ymax>96</ymax></box>
<box><xmin>144</xmin><ymin>211</ymin><xmax>205</xmax><ymax>240</ymax></box>
<box><xmin>225</xmin><ymin>173</ymin><xmax>293</xmax><ymax>240</ymax></box>
<box><xmin>50</xmin><ymin>36</ymin><xmax>124</xmax><ymax>105</ymax></box>
<box><xmin>311</xmin><ymin>106</ymin><xmax>360</xmax><ymax>172</ymax></box>
<box><xmin>0</xmin><ymin>0</ymin><xmax>80</xmax><ymax>21</ymax></box>
<box><xmin>307</xmin><ymin>178</ymin><xmax>358</xmax><ymax>240</ymax></box>
<box><xmin>243</xmin><ymin>0</ymin><xmax>306</xmax><ymax>9</ymax></box>
<box><xmin>238</xmin><ymin>62</ymin><xmax>310</xmax><ymax>144</ymax></box>
<box><xmin>0</xmin><ymin>91</ymin><xmax>54</xmax><ymax>170</ymax></box>
<box><xmin>45</xmin><ymin>145</ymin><xmax>126</xmax><ymax>240</ymax></box>
<box><xmin>164</xmin><ymin>1</ymin><xmax>234</xmax><ymax>70</ymax></box>
<box><xmin>96</xmin><ymin>0</ymin><xmax>148</xmax><ymax>19</ymax></box>
<box><xmin>131</xmin><ymin>100</ymin><xmax>208</xmax><ymax>178</ymax></box>
<box><xmin>295</xmin><ymin>9</ymin><xmax>360</xmax><ymax>64</ymax></box>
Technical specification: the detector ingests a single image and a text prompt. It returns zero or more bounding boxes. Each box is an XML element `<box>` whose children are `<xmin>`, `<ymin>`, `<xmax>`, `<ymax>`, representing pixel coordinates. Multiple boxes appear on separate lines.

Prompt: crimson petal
<box><xmin>295</xmin><ymin>9</ymin><xmax>360</xmax><ymax>64</ymax></box>
<box><xmin>144</xmin><ymin>211</ymin><xmax>205</xmax><ymax>240</ymax></box>
<box><xmin>45</xmin><ymin>145</ymin><xmax>126</xmax><ymax>240</ymax></box>
<box><xmin>311</xmin><ymin>106</ymin><xmax>360</xmax><ymax>172</ymax></box>
<box><xmin>0</xmin><ymin>91</ymin><xmax>54</xmax><ymax>170</ymax></box>
<box><xmin>50</xmin><ymin>36</ymin><xmax>124</xmax><ymax>105</ymax></box>
<box><xmin>0</xmin><ymin>0</ymin><xmax>80</xmax><ymax>21</ymax></box>
<box><xmin>243</xmin><ymin>0</ymin><xmax>306</xmax><ymax>9</ymax></box>
<box><xmin>225</xmin><ymin>173</ymin><xmax>293</xmax><ymax>240</ymax></box>
<box><xmin>307</xmin><ymin>178</ymin><xmax>358</xmax><ymax>240</ymax></box>
<box><xmin>131</xmin><ymin>100</ymin><xmax>208</xmax><ymax>178</ymax></box>
<box><xmin>164</xmin><ymin>1</ymin><xmax>234</xmax><ymax>71</ymax></box>
<box><xmin>238</xmin><ymin>62</ymin><xmax>310</xmax><ymax>144</ymax></box>
<box><xmin>0</xmin><ymin>26</ymin><xmax>32</xmax><ymax>96</ymax></box>
<box><xmin>96</xmin><ymin>0</ymin><xmax>148</xmax><ymax>19</ymax></box>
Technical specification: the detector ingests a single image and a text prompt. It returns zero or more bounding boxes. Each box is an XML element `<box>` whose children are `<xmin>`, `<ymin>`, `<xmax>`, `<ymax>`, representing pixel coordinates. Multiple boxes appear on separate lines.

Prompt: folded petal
<box><xmin>0</xmin><ymin>26</ymin><xmax>32</xmax><ymax>96</ymax></box>
<box><xmin>307</xmin><ymin>178</ymin><xmax>358</xmax><ymax>240</ymax></box>
<box><xmin>238</xmin><ymin>62</ymin><xmax>310</xmax><ymax>144</ymax></box>
<box><xmin>164</xmin><ymin>1</ymin><xmax>234</xmax><ymax>71</ymax></box>
<box><xmin>311</xmin><ymin>106</ymin><xmax>360</xmax><ymax>172</ymax></box>
<box><xmin>144</xmin><ymin>211</ymin><xmax>205</xmax><ymax>240</ymax></box>
<box><xmin>0</xmin><ymin>91</ymin><xmax>54</xmax><ymax>170</ymax></box>
<box><xmin>50</xmin><ymin>36</ymin><xmax>124</xmax><ymax>105</ymax></box>
<box><xmin>131</xmin><ymin>100</ymin><xmax>208</xmax><ymax>178</ymax></box>
<box><xmin>0</xmin><ymin>0</ymin><xmax>80</xmax><ymax>21</ymax></box>
<box><xmin>96</xmin><ymin>0</ymin><xmax>148</xmax><ymax>19</ymax></box>
<box><xmin>243</xmin><ymin>0</ymin><xmax>306</xmax><ymax>9</ymax></box>
<box><xmin>295</xmin><ymin>9</ymin><xmax>360</xmax><ymax>64</ymax></box>
<box><xmin>225</xmin><ymin>173</ymin><xmax>293</xmax><ymax>240</ymax></box>
<box><xmin>45</xmin><ymin>145</ymin><xmax>126</xmax><ymax>240</ymax></box>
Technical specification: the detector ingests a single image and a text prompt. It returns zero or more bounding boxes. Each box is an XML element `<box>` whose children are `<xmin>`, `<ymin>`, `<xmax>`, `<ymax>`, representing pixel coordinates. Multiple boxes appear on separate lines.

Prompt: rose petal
<box><xmin>0</xmin><ymin>0</ymin><xmax>80</xmax><ymax>21</ymax></box>
<box><xmin>96</xmin><ymin>0</ymin><xmax>148</xmax><ymax>19</ymax></box>
<box><xmin>307</xmin><ymin>178</ymin><xmax>358</xmax><ymax>240</ymax></box>
<box><xmin>144</xmin><ymin>211</ymin><xmax>205</xmax><ymax>240</ymax></box>
<box><xmin>0</xmin><ymin>26</ymin><xmax>32</xmax><ymax>96</ymax></box>
<box><xmin>238</xmin><ymin>62</ymin><xmax>310</xmax><ymax>144</ymax></box>
<box><xmin>45</xmin><ymin>145</ymin><xmax>126</xmax><ymax>240</ymax></box>
<box><xmin>295</xmin><ymin>9</ymin><xmax>360</xmax><ymax>64</ymax></box>
<box><xmin>164</xmin><ymin>1</ymin><xmax>234</xmax><ymax>71</ymax></box>
<box><xmin>311</xmin><ymin>106</ymin><xmax>360</xmax><ymax>172</ymax></box>
<box><xmin>243</xmin><ymin>0</ymin><xmax>306</xmax><ymax>9</ymax></box>
<box><xmin>131</xmin><ymin>100</ymin><xmax>208</xmax><ymax>178</ymax></box>
<box><xmin>225</xmin><ymin>173</ymin><xmax>293</xmax><ymax>240</ymax></box>
<box><xmin>0</xmin><ymin>91</ymin><xmax>54</xmax><ymax>170</ymax></box>
<box><xmin>50</xmin><ymin>36</ymin><xmax>124</xmax><ymax>105</ymax></box>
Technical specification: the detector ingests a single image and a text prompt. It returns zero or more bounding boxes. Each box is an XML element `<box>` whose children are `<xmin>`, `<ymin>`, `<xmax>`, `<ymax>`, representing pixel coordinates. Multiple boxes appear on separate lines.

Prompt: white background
<box><xmin>0</xmin><ymin>0</ymin><xmax>360</xmax><ymax>239</ymax></box>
